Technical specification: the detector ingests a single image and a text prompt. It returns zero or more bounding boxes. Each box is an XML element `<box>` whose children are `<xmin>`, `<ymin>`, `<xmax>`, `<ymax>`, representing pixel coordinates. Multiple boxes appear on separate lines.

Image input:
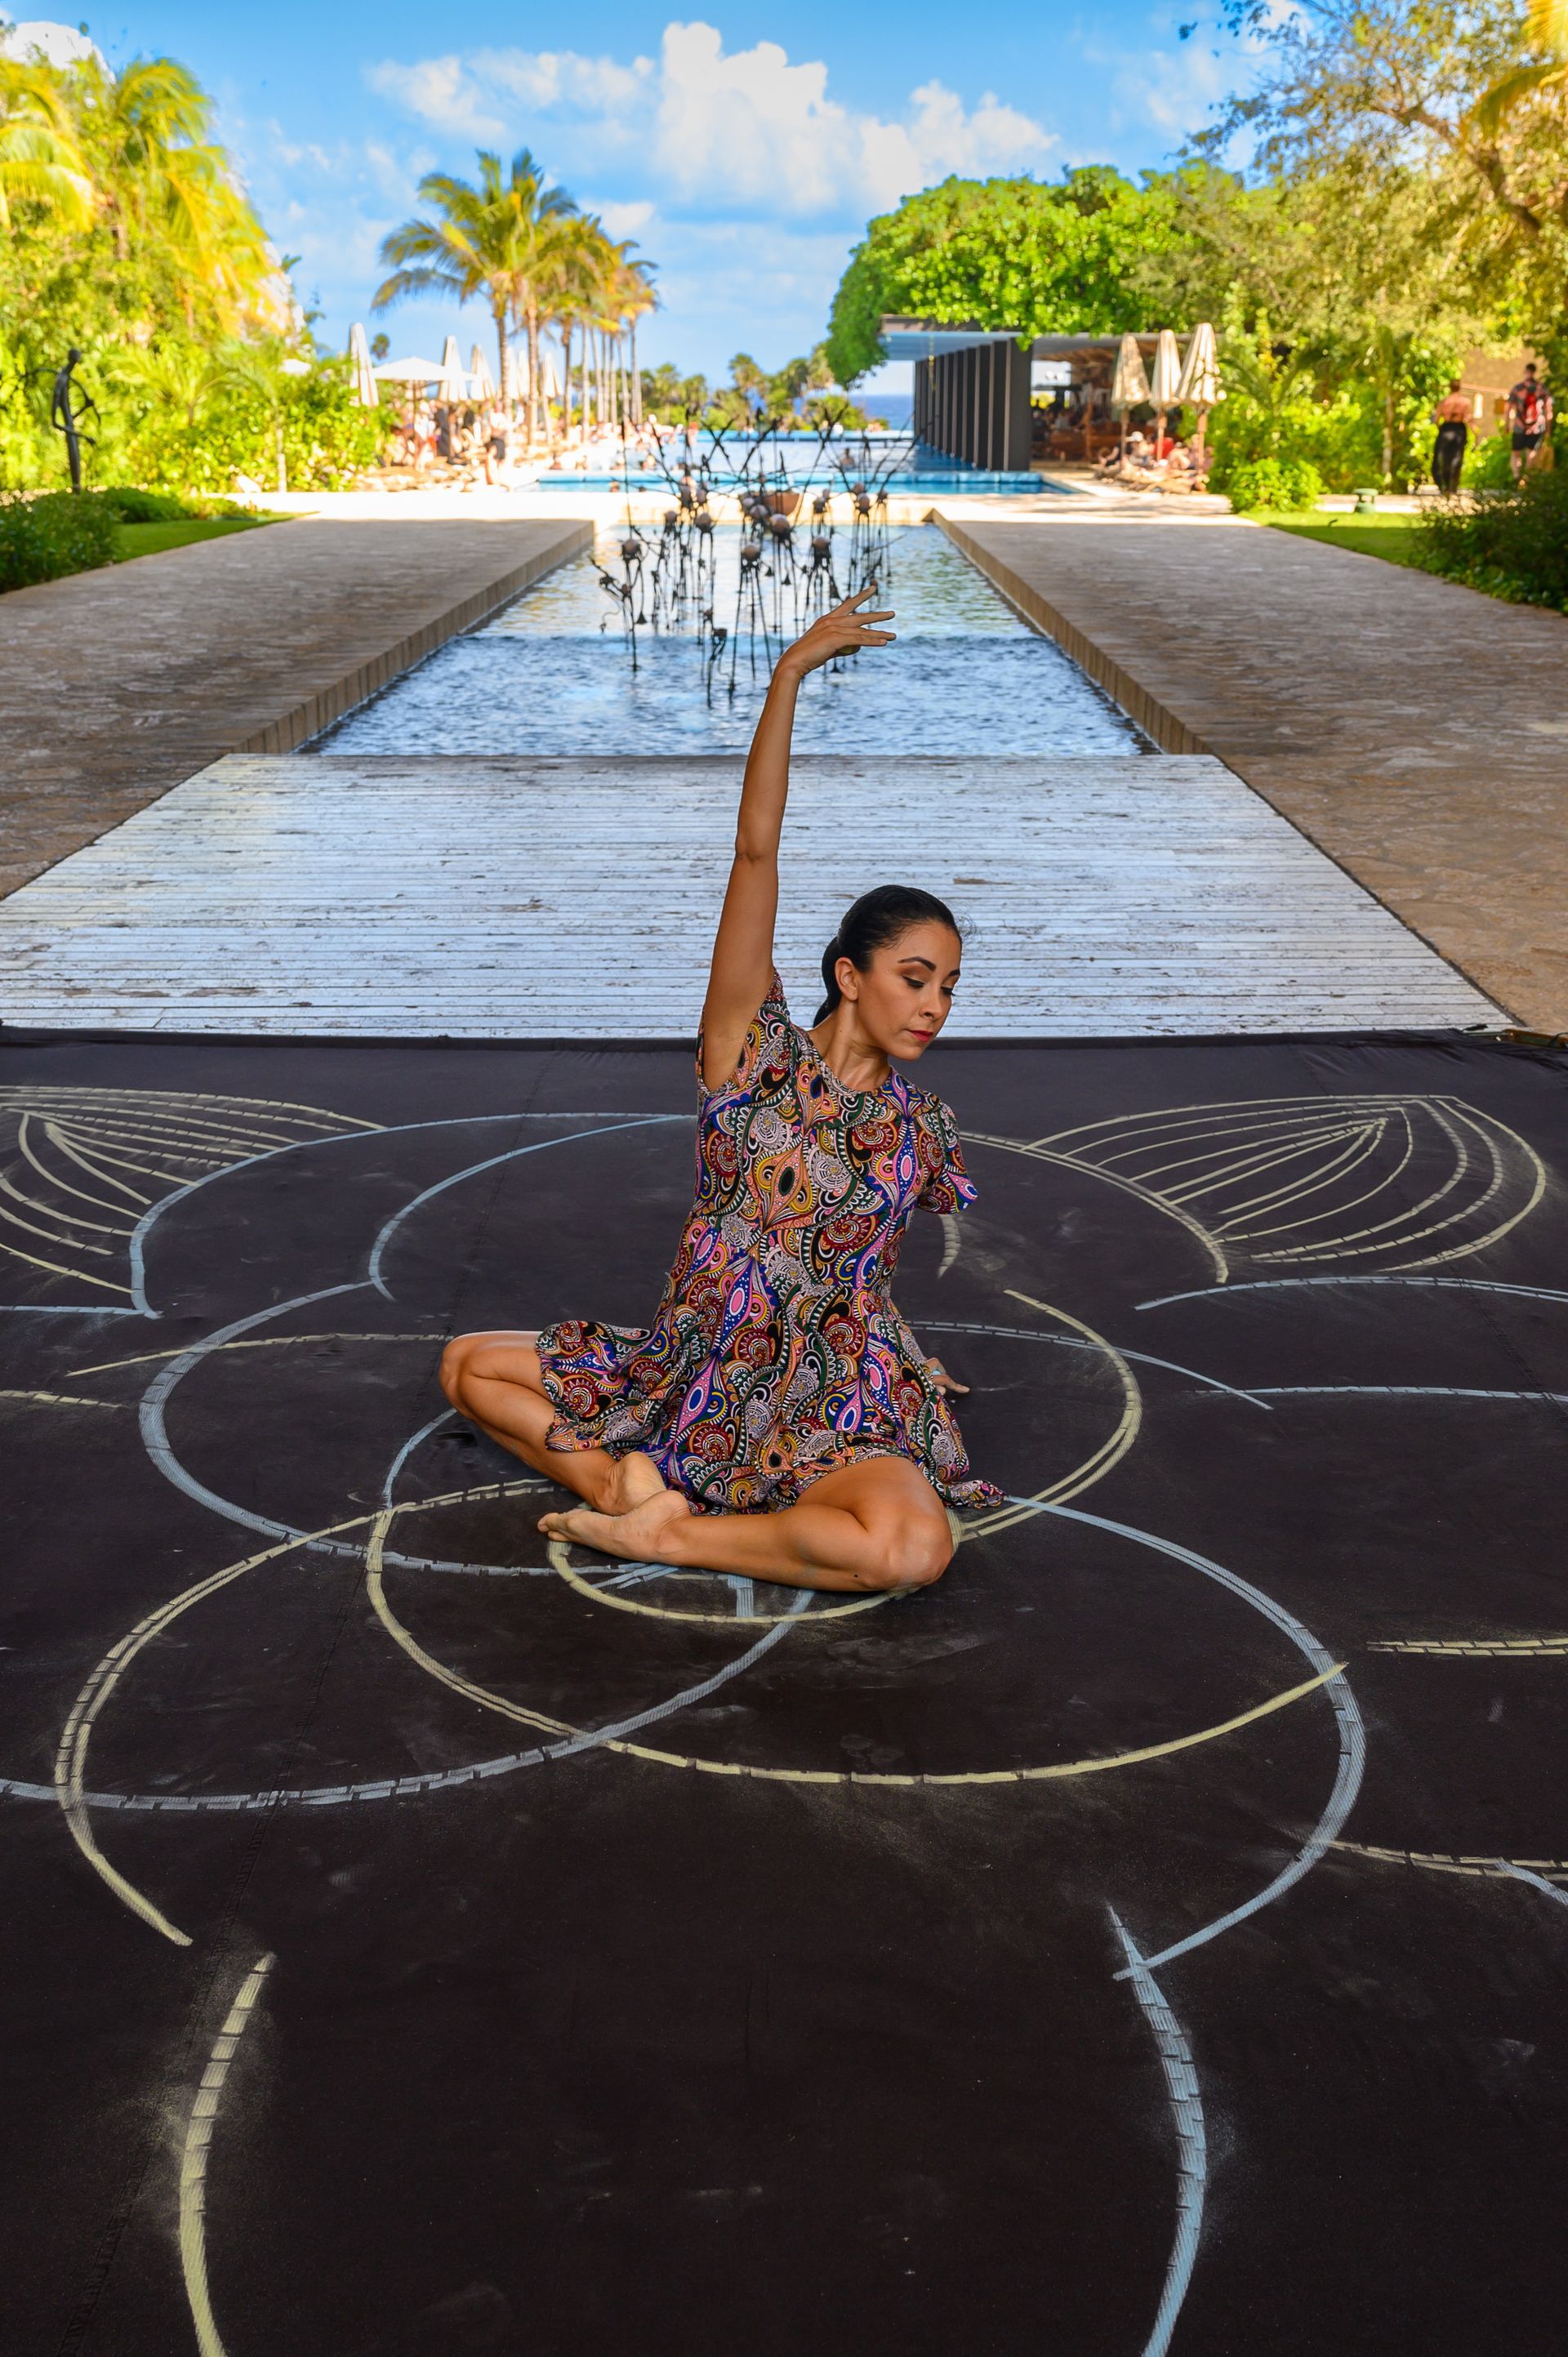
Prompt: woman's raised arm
<box><xmin>700</xmin><ymin>587</ymin><xmax>895</xmax><ymax>1089</ymax></box>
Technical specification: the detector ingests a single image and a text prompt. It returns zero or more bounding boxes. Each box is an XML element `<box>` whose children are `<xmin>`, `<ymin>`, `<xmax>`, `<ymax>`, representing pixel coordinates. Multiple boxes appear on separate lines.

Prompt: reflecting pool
<box><xmin>323</xmin><ymin>525</ymin><xmax>1145</xmax><ymax>759</ymax></box>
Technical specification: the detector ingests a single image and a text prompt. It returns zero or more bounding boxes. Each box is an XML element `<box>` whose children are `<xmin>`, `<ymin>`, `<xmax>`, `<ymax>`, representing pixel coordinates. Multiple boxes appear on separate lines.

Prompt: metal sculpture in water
<box><xmin>595</xmin><ymin>412</ymin><xmax>910</xmax><ymax>705</ymax></box>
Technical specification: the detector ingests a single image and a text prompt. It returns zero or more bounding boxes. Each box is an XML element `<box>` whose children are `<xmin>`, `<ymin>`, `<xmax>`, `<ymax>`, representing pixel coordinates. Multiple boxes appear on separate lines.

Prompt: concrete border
<box><xmin>237</xmin><ymin>520</ymin><xmax>594</xmax><ymax>753</ymax></box>
<box><xmin>937</xmin><ymin>513</ymin><xmax>1205</xmax><ymax>754</ymax></box>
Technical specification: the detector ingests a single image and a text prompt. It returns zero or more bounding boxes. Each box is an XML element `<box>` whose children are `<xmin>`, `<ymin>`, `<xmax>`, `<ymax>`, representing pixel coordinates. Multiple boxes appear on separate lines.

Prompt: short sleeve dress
<box><xmin>536</xmin><ymin>974</ymin><xmax>1002</xmax><ymax>1514</ymax></box>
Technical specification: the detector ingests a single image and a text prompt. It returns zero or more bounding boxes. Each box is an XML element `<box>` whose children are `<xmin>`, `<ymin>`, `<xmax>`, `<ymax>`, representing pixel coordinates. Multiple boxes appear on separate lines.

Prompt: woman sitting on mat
<box><xmin>438</xmin><ymin>586</ymin><xmax>1001</xmax><ymax>1593</ymax></box>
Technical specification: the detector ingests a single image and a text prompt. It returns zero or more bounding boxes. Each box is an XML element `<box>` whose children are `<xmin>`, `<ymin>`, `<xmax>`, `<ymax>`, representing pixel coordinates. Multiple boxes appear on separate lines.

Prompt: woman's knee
<box><xmin>439</xmin><ymin>1333</ymin><xmax>541</xmax><ymax>1410</ymax></box>
<box><xmin>860</xmin><ymin>1508</ymin><xmax>953</xmax><ymax>1592</ymax></box>
<box><xmin>438</xmin><ymin>1336</ymin><xmax>472</xmax><ymax>1405</ymax></box>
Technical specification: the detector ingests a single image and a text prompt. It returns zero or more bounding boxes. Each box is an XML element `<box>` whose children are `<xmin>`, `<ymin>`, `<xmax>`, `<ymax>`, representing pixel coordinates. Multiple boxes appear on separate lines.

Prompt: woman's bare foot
<box><xmin>601</xmin><ymin>1450</ymin><xmax>668</xmax><ymax>1517</ymax></box>
<box><xmin>540</xmin><ymin>1488</ymin><xmax>693</xmax><ymax>1563</ymax></box>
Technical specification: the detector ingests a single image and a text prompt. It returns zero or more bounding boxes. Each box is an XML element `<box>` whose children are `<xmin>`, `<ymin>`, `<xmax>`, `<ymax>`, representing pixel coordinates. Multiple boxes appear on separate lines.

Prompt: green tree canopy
<box><xmin>1209</xmin><ymin>0</ymin><xmax>1568</xmax><ymax>333</ymax></box>
<box><xmin>0</xmin><ymin>48</ymin><xmax>288</xmax><ymax>347</ymax></box>
<box><xmin>825</xmin><ymin>167</ymin><xmax>1179</xmax><ymax>383</ymax></box>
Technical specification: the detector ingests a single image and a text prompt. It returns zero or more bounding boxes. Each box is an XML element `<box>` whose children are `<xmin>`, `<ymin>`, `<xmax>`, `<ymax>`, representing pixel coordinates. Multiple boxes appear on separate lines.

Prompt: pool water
<box><xmin>531</xmin><ymin>432</ymin><xmax>1054</xmax><ymax>497</ymax></box>
<box><xmin>323</xmin><ymin>525</ymin><xmax>1144</xmax><ymax>759</ymax></box>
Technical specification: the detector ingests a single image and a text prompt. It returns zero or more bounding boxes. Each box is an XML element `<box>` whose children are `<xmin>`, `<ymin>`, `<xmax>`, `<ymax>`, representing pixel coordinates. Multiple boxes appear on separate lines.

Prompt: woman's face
<box><xmin>835</xmin><ymin>923</ymin><xmax>963</xmax><ymax>1061</ymax></box>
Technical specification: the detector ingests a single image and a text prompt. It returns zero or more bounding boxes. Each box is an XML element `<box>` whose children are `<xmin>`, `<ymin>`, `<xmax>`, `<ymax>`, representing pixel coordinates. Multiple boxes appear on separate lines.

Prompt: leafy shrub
<box><xmin>1419</xmin><ymin>465</ymin><xmax>1568</xmax><ymax>611</ymax></box>
<box><xmin>1223</xmin><ymin>457</ymin><xmax>1325</xmax><ymax>513</ymax></box>
<box><xmin>0</xmin><ymin>491</ymin><xmax>118</xmax><ymax>592</ymax></box>
<box><xmin>1460</xmin><ymin>430</ymin><xmax>1516</xmax><ymax>492</ymax></box>
<box><xmin>97</xmin><ymin>485</ymin><xmax>198</xmax><ymax>522</ymax></box>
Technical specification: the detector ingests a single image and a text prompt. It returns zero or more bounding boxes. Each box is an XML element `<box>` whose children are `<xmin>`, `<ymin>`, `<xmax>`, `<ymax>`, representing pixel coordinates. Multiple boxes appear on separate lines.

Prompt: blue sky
<box><xmin>11</xmin><ymin>7</ymin><xmax>1258</xmax><ymax>385</ymax></box>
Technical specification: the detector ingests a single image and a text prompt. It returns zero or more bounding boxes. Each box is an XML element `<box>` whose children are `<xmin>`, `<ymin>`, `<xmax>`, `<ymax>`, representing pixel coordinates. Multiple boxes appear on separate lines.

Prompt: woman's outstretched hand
<box><xmin>777</xmin><ymin>585</ymin><xmax>896</xmax><ymax>680</ymax></box>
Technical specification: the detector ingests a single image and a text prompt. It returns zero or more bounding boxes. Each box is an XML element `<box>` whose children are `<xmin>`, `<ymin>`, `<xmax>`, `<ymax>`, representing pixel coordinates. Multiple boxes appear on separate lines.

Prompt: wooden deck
<box><xmin>0</xmin><ymin>752</ymin><xmax>1499</xmax><ymax>1036</ymax></box>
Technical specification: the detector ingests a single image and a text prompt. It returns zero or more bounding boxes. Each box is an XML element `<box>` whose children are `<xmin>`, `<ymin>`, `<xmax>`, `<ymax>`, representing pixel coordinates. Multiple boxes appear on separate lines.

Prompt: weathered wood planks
<box><xmin>0</xmin><ymin>753</ymin><xmax>1499</xmax><ymax>1035</ymax></box>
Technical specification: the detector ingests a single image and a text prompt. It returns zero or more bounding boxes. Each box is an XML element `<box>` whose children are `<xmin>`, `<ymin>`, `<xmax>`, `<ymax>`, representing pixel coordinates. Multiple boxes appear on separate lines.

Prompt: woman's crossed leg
<box><xmin>439</xmin><ymin>1330</ymin><xmax>954</xmax><ymax>1596</ymax></box>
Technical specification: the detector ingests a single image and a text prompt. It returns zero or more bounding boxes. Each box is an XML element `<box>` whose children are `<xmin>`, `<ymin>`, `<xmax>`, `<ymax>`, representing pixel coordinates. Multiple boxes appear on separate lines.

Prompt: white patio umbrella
<box><xmin>373</xmin><ymin>355</ymin><xmax>442</xmax><ymax>385</ymax></box>
<box><xmin>469</xmin><ymin>342</ymin><xmax>496</xmax><ymax>403</ymax></box>
<box><xmin>1150</xmin><ymin>327</ymin><xmax>1183</xmax><ymax>456</ymax></box>
<box><xmin>437</xmin><ymin>335</ymin><xmax>466</xmax><ymax>405</ymax></box>
<box><xmin>1176</xmin><ymin>322</ymin><xmax>1223</xmax><ymax>469</ymax></box>
<box><xmin>347</xmin><ymin>321</ymin><xmax>378</xmax><ymax>408</ymax></box>
<box><xmin>1110</xmin><ymin>332</ymin><xmax>1150</xmax><ymax>470</ymax></box>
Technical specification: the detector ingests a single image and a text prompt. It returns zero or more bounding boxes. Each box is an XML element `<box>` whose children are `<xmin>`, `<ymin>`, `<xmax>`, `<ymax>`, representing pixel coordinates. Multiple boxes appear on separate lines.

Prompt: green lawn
<box><xmin>113</xmin><ymin>512</ymin><xmax>286</xmax><ymax>563</ymax></box>
<box><xmin>1261</xmin><ymin>510</ymin><xmax>1428</xmax><ymax>572</ymax></box>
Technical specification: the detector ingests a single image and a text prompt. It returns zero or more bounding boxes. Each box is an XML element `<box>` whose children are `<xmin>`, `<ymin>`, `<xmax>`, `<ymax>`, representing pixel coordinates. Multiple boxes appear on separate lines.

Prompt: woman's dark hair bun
<box><xmin>813</xmin><ymin>885</ymin><xmax>960</xmax><ymax>1025</ymax></box>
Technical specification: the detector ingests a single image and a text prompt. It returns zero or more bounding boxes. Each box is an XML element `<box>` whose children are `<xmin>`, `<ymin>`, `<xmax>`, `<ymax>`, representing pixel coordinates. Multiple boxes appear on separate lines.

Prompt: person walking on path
<box><xmin>482</xmin><ymin>401</ymin><xmax>510</xmax><ymax>488</ymax></box>
<box><xmin>1431</xmin><ymin>380</ymin><xmax>1470</xmax><ymax>493</ymax></box>
<box><xmin>1506</xmin><ymin>363</ymin><xmax>1553</xmax><ymax>479</ymax></box>
<box><xmin>439</xmin><ymin>588</ymin><xmax>1000</xmax><ymax>1594</ymax></box>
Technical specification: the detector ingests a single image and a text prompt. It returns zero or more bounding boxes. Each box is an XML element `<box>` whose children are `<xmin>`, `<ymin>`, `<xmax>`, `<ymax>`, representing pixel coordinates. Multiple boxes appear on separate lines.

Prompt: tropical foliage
<box><xmin>0</xmin><ymin>43</ymin><xmax>376</xmax><ymax>494</ymax></box>
<box><xmin>829</xmin><ymin>0</ymin><xmax>1566</xmax><ymax>494</ymax></box>
<box><xmin>826</xmin><ymin>169</ymin><xmax>1176</xmax><ymax>385</ymax></box>
<box><xmin>1419</xmin><ymin>453</ymin><xmax>1568</xmax><ymax>606</ymax></box>
<box><xmin>640</xmin><ymin>347</ymin><xmax>877</xmax><ymax>433</ymax></box>
<box><xmin>0</xmin><ymin>484</ymin><xmax>117</xmax><ymax>587</ymax></box>
<box><xmin>374</xmin><ymin>151</ymin><xmax>657</xmax><ymax>444</ymax></box>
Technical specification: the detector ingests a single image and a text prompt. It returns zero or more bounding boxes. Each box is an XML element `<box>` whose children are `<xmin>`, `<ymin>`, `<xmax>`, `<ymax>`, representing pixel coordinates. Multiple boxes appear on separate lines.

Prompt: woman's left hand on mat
<box><xmin>925</xmin><ymin>1357</ymin><xmax>968</xmax><ymax>1396</ymax></box>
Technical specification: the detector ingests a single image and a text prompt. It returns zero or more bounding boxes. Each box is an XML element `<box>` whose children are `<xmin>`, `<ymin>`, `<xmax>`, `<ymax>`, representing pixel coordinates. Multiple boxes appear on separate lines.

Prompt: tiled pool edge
<box><xmin>253</xmin><ymin>519</ymin><xmax>595</xmax><ymax>754</ymax></box>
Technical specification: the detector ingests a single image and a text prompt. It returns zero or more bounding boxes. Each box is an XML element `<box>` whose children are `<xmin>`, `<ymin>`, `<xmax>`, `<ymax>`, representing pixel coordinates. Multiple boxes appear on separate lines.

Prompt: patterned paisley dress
<box><xmin>537</xmin><ymin>973</ymin><xmax>1001</xmax><ymax>1513</ymax></box>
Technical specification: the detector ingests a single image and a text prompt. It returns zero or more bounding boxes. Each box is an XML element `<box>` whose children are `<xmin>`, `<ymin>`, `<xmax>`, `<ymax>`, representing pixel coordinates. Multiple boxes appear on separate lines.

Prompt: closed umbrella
<box><xmin>347</xmin><ymin>321</ymin><xmax>378</xmax><ymax>408</ymax></box>
<box><xmin>469</xmin><ymin>342</ymin><xmax>496</xmax><ymax>403</ymax></box>
<box><xmin>1110</xmin><ymin>332</ymin><xmax>1150</xmax><ymax>472</ymax></box>
<box><xmin>438</xmin><ymin>335</ymin><xmax>466</xmax><ymax>406</ymax></box>
<box><xmin>1150</xmin><ymin>327</ymin><xmax>1182</xmax><ymax>459</ymax></box>
<box><xmin>1175</xmin><ymin>322</ymin><xmax>1222</xmax><ymax>470</ymax></box>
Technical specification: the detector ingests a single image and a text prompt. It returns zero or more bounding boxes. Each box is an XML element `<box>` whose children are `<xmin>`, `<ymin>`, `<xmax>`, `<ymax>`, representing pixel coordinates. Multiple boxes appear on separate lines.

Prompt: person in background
<box><xmin>1431</xmin><ymin>380</ymin><xmax>1471</xmax><ymax>493</ymax></box>
<box><xmin>482</xmin><ymin>402</ymin><xmax>510</xmax><ymax>488</ymax></box>
<box><xmin>1506</xmin><ymin>363</ymin><xmax>1553</xmax><ymax>480</ymax></box>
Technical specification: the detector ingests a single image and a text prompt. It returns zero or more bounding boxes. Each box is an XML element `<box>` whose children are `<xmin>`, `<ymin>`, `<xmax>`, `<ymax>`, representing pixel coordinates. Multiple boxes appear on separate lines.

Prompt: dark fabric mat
<box><xmin>3</xmin><ymin>1027</ymin><xmax>1566</xmax><ymax>2357</ymax></box>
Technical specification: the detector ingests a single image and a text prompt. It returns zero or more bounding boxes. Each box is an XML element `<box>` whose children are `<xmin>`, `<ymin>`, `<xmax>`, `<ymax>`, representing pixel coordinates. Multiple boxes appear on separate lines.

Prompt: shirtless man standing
<box><xmin>1430</xmin><ymin>380</ymin><xmax>1470</xmax><ymax>494</ymax></box>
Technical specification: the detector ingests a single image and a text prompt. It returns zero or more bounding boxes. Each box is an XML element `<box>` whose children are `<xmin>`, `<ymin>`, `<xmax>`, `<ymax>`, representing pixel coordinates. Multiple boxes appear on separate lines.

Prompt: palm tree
<box><xmin>607</xmin><ymin>241</ymin><xmax>657</xmax><ymax>428</ymax></box>
<box><xmin>78</xmin><ymin>55</ymin><xmax>211</xmax><ymax>261</ymax></box>
<box><xmin>0</xmin><ymin>59</ymin><xmax>92</xmax><ymax>230</ymax></box>
<box><xmin>543</xmin><ymin>213</ymin><xmax>614</xmax><ymax>439</ymax></box>
<box><xmin>375</xmin><ymin>149</ymin><xmax>577</xmax><ymax>428</ymax></box>
<box><xmin>110</xmin><ymin>337</ymin><xmax>238</xmax><ymax>434</ymax></box>
<box><xmin>492</xmin><ymin>149</ymin><xmax>578</xmax><ymax>448</ymax></box>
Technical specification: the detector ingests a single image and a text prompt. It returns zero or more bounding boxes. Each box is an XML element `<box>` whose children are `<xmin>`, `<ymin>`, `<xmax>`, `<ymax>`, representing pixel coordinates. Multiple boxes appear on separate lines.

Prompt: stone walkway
<box><xmin>0</xmin><ymin>515</ymin><xmax>588</xmax><ymax>898</ymax></box>
<box><xmin>943</xmin><ymin>510</ymin><xmax>1568</xmax><ymax>1029</ymax></box>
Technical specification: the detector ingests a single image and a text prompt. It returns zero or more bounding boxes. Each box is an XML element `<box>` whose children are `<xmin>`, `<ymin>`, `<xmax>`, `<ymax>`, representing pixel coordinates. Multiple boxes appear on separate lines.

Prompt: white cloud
<box><xmin>1080</xmin><ymin>4</ymin><xmax>1267</xmax><ymax>145</ymax></box>
<box><xmin>479</xmin><ymin>47</ymin><xmax>653</xmax><ymax>116</ymax></box>
<box><xmin>0</xmin><ymin>17</ymin><xmax>103</xmax><ymax>65</ymax></box>
<box><xmin>366</xmin><ymin>55</ymin><xmax>509</xmax><ymax>142</ymax></box>
<box><xmin>367</xmin><ymin>20</ymin><xmax>1054</xmax><ymax>222</ymax></box>
<box><xmin>590</xmin><ymin>198</ymin><xmax>657</xmax><ymax>240</ymax></box>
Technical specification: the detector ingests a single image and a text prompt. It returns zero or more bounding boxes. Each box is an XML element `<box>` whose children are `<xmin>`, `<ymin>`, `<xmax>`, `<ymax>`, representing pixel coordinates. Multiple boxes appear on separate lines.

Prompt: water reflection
<box><xmin>325</xmin><ymin>527</ymin><xmax>1144</xmax><ymax>759</ymax></box>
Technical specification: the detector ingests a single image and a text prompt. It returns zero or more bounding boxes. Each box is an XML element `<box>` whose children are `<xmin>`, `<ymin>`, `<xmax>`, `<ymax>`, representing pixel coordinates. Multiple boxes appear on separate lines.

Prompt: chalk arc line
<box><xmin>180</xmin><ymin>1952</ymin><xmax>274</xmax><ymax>2357</ymax></box>
<box><xmin>366</xmin><ymin>1116</ymin><xmax>684</xmax><ymax>1301</ymax></box>
<box><xmin>1111</xmin><ymin>1912</ymin><xmax>1206</xmax><ymax>2357</ymax></box>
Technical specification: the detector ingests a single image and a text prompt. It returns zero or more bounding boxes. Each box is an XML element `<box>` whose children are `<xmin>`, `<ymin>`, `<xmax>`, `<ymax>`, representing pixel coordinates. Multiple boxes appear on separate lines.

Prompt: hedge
<box><xmin>0</xmin><ymin>491</ymin><xmax>118</xmax><ymax>591</ymax></box>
